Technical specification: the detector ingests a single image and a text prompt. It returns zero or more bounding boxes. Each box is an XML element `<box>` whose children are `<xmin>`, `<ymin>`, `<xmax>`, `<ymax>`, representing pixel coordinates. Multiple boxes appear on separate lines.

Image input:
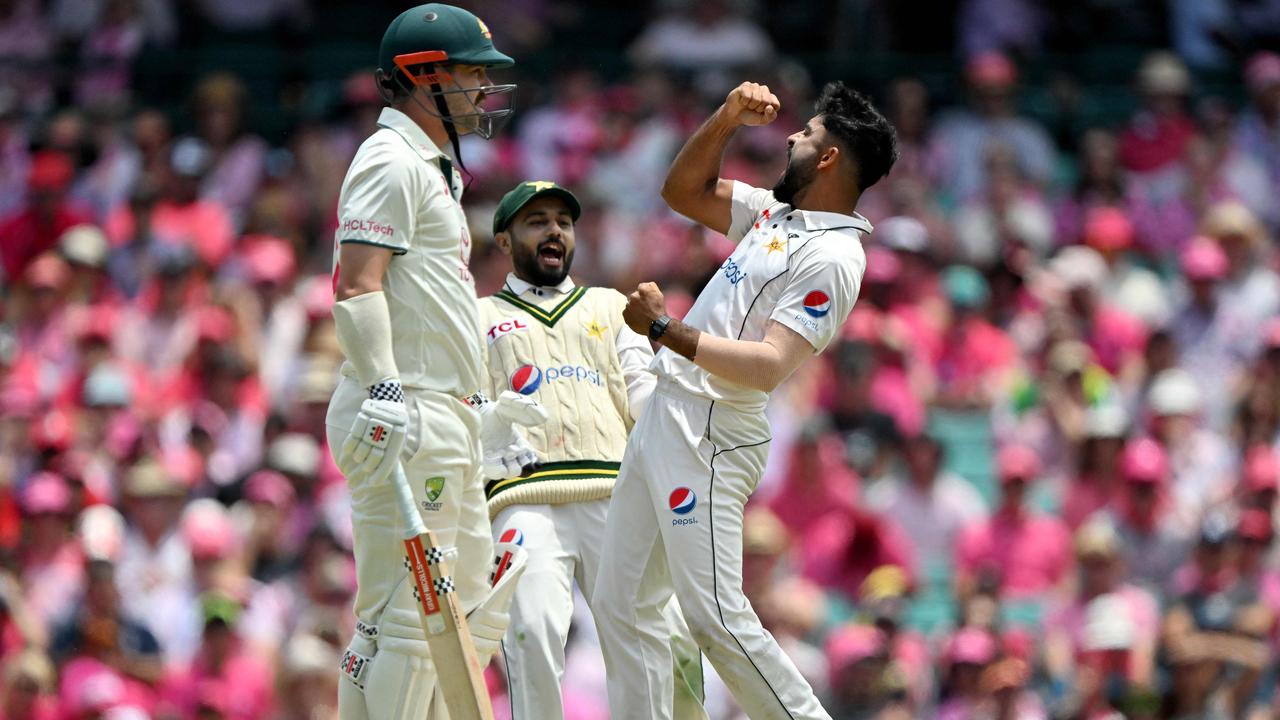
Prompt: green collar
<box><xmin>494</xmin><ymin>286</ymin><xmax>588</xmax><ymax>327</ymax></box>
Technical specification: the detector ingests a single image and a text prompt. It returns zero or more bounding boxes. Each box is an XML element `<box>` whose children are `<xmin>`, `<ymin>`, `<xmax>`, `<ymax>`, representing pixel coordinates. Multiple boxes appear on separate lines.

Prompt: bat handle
<box><xmin>391</xmin><ymin>464</ymin><xmax>428</xmax><ymax>539</ymax></box>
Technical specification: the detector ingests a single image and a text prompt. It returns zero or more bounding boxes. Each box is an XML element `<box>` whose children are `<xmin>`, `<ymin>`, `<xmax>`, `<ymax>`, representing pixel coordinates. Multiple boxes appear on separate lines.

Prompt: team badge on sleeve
<box><xmin>510</xmin><ymin>365</ymin><xmax>542</xmax><ymax>395</ymax></box>
<box><xmin>802</xmin><ymin>291</ymin><xmax>831</xmax><ymax>318</ymax></box>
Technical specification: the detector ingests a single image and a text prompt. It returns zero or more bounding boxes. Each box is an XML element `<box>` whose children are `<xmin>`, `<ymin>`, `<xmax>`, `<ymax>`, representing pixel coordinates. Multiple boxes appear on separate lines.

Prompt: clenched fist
<box><xmin>723</xmin><ymin>82</ymin><xmax>780</xmax><ymax>127</ymax></box>
<box><xmin>623</xmin><ymin>282</ymin><xmax>667</xmax><ymax>335</ymax></box>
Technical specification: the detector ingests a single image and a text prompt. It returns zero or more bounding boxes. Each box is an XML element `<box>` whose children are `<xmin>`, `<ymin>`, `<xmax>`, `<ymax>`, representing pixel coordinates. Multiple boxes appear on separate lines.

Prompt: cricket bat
<box><xmin>391</xmin><ymin>464</ymin><xmax>494</xmax><ymax>720</ymax></box>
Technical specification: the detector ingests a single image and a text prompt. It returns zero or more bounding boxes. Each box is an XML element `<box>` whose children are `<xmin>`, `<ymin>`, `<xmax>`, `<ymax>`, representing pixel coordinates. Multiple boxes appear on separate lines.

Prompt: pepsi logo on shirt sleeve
<box><xmin>802</xmin><ymin>291</ymin><xmax>831</xmax><ymax>318</ymax></box>
<box><xmin>510</xmin><ymin>365</ymin><xmax>542</xmax><ymax>395</ymax></box>
<box><xmin>498</xmin><ymin>527</ymin><xmax>524</xmax><ymax>545</ymax></box>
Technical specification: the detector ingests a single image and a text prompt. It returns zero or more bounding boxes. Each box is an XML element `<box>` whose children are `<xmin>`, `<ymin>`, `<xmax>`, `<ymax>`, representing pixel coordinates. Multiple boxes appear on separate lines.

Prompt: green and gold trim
<box><xmin>485</xmin><ymin>459</ymin><xmax>620</xmax><ymax>498</ymax></box>
<box><xmin>494</xmin><ymin>286</ymin><xmax>588</xmax><ymax>328</ymax></box>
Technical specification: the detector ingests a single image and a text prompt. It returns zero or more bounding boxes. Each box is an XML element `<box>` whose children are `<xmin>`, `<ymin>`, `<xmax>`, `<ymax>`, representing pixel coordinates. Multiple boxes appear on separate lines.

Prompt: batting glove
<box><xmin>338</xmin><ymin>380</ymin><xmax>409</xmax><ymax>486</ymax></box>
<box><xmin>477</xmin><ymin>391</ymin><xmax>548</xmax><ymax>480</ymax></box>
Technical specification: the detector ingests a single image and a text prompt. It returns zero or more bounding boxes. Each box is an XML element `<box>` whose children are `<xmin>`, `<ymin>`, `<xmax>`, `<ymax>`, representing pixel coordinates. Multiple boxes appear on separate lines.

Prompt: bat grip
<box><xmin>392</xmin><ymin>464</ymin><xmax>428</xmax><ymax>539</ymax></box>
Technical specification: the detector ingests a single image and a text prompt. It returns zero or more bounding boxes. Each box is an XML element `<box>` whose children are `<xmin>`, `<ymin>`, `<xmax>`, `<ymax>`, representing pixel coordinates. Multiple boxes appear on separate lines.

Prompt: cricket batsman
<box><xmin>324</xmin><ymin>5</ymin><xmax>544</xmax><ymax>718</ymax></box>
<box><xmin>477</xmin><ymin>181</ymin><xmax>708</xmax><ymax>719</ymax></box>
<box><xmin>592</xmin><ymin>81</ymin><xmax>899</xmax><ymax>719</ymax></box>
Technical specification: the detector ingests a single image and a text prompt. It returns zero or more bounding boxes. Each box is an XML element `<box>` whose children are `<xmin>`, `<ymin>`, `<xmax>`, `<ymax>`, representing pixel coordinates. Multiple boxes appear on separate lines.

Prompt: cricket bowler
<box><xmin>324</xmin><ymin>5</ymin><xmax>544</xmax><ymax>718</ymax></box>
<box><xmin>477</xmin><ymin>181</ymin><xmax>708</xmax><ymax>719</ymax></box>
<box><xmin>592</xmin><ymin>81</ymin><xmax>898</xmax><ymax>719</ymax></box>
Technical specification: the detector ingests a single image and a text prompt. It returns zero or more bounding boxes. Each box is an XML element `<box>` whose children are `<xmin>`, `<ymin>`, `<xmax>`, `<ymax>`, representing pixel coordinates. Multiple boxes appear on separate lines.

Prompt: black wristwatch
<box><xmin>648</xmin><ymin>314</ymin><xmax>673</xmax><ymax>342</ymax></box>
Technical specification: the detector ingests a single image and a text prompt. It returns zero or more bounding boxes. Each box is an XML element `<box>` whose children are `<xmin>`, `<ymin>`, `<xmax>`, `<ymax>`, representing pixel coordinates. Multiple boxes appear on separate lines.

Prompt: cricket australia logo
<box><xmin>421</xmin><ymin>476</ymin><xmax>445</xmax><ymax>512</ymax></box>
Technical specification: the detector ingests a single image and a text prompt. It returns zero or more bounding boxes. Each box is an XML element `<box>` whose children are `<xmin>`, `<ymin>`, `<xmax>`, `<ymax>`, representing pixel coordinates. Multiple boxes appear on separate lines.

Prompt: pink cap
<box><xmin>864</xmin><ymin>245</ymin><xmax>902</xmax><ymax>284</ymax></box>
<box><xmin>1246</xmin><ymin>51</ymin><xmax>1280</xmax><ymax>93</ymax></box>
<box><xmin>1244</xmin><ymin>445</ymin><xmax>1280</xmax><ymax>492</ymax></box>
<box><xmin>1083</xmin><ymin>207</ymin><xmax>1134</xmax><ymax>251</ymax></box>
<box><xmin>242</xmin><ymin>235</ymin><xmax>296</xmax><ymax>285</ymax></box>
<box><xmin>182</xmin><ymin>499</ymin><xmax>236</xmax><ymax>560</ymax></box>
<box><xmin>945</xmin><ymin>627</ymin><xmax>997</xmax><ymax>665</ymax></box>
<box><xmin>24</xmin><ymin>253</ymin><xmax>70</xmax><ymax>290</ymax></box>
<box><xmin>1180</xmin><ymin>236</ymin><xmax>1229</xmax><ymax>281</ymax></box>
<box><xmin>996</xmin><ymin>444</ymin><xmax>1040</xmax><ymax>482</ymax></box>
<box><xmin>301</xmin><ymin>274</ymin><xmax>335</xmax><ymax>320</ymax></box>
<box><xmin>966</xmin><ymin>52</ymin><xmax>1017</xmax><ymax>87</ymax></box>
<box><xmin>825</xmin><ymin>624</ymin><xmax>886</xmax><ymax>672</ymax></box>
<box><xmin>30</xmin><ymin>409</ymin><xmax>74</xmax><ymax>451</ymax></box>
<box><xmin>1121</xmin><ymin>437</ymin><xmax>1168</xmax><ymax>484</ymax></box>
<box><xmin>19</xmin><ymin>471</ymin><xmax>72</xmax><ymax>515</ymax></box>
<box><xmin>245</xmin><ymin>469</ymin><xmax>296</xmax><ymax>508</ymax></box>
<box><xmin>1239</xmin><ymin>508</ymin><xmax>1275</xmax><ymax>541</ymax></box>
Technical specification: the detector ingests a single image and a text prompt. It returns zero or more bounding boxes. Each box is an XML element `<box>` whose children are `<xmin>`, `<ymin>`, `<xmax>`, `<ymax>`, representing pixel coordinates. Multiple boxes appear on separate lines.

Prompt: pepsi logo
<box><xmin>499</xmin><ymin>527</ymin><xmax>524</xmax><ymax>545</ymax></box>
<box><xmin>510</xmin><ymin>365</ymin><xmax>542</xmax><ymax>395</ymax></box>
<box><xmin>668</xmin><ymin>487</ymin><xmax>697</xmax><ymax>515</ymax></box>
<box><xmin>802</xmin><ymin>290</ymin><xmax>831</xmax><ymax>318</ymax></box>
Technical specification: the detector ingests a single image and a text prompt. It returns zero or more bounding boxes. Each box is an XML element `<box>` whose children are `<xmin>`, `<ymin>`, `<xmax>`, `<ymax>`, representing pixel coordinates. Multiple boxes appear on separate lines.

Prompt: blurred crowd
<box><xmin>5</xmin><ymin>0</ymin><xmax>1280</xmax><ymax>719</ymax></box>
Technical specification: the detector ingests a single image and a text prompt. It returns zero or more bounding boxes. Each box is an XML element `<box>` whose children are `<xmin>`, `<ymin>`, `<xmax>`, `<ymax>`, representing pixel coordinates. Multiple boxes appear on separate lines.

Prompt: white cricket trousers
<box><xmin>493</xmin><ymin>500</ymin><xmax>708</xmax><ymax>720</ymax></box>
<box><xmin>593</xmin><ymin>380</ymin><xmax>831</xmax><ymax>720</ymax></box>
<box><xmin>327</xmin><ymin>378</ymin><xmax>493</xmax><ymax>720</ymax></box>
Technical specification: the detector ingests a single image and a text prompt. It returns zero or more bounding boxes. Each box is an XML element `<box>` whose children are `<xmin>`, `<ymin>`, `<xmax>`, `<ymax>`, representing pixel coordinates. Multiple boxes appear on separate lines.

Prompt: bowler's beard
<box><xmin>772</xmin><ymin>155</ymin><xmax>817</xmax><ymax>207</ymax></box>
<box><xmin>512</xmin><ymin>242</ymin><xmax>574</xmax><ymax>287</ymax></box>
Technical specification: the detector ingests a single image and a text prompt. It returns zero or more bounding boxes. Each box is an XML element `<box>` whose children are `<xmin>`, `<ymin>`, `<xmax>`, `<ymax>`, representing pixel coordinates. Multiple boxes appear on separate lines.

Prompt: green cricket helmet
<box><xmin>377</xmin><ymin>3</ymin><xmax>515</xmax><ymax>141</ymax></box>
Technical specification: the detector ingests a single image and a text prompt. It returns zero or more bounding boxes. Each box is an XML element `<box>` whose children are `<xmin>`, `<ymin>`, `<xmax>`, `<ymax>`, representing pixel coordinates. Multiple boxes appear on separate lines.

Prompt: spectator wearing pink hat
<box><xmin>1044</xmin><ymin>519</ymin><xmax>1159</xmax><ymax>710</ymax></box>
<box><xmin>237</xmin><ymin>469</ymin><xmax>299</xmax><ymax>583</ymax></box>
<box><xmin>955</xmin><ymin>444</ymin><xmax>1072</xmax><ymax>601</ymax></box>
<box><xmin>1234</xmin><ymin>507</ymin><xmax>1280</xmax><ymax>628</ymax></box>
<box><xmin>1234</xmin><ymin>51</ymin><xmax>1280</xmax><ymax>194</ymax></box>
<box><xmin>935</xmin><ymin>627</ymin><xmax>999</xmax><ymax>720</ymax></box>
<box><xmin>235</xmin><ymin>234</ymin><xmax>307</xmax><ymax>409</ymax></box>
<box><xmin>15</xmin><ymin>472</ymin><xmax>84</xmax><ymax>631</ymax></box>
<box><xmin>1093</xmin><ymin>438</ymin><xmax>1191</xmax><ymax>596</ymax></box>
<box><xmin>1170</xmin><ymin>236</ymin><xmax>1253</xmax><ymax>430</ymax></box>
<box><xmin>927</xmin><ymin>52</ymin><xmax>1057</xmax><ymax>202</ymax></box>
<box><xmin>822</xmin><ymin>624</ymin><xmax>909</xmax><ymax>719</ymax></box>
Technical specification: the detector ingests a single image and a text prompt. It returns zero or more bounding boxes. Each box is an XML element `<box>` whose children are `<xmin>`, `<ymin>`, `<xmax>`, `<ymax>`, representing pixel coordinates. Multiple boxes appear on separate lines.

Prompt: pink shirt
<box><xmin>104</xmin><ymin>199</ymin><xmax>235</xmax><ymax>268</ymax></box>
<box><xmin>161</xmin><ymin>650</ymin><xmax>276</xmax><ymax>720</ymax></box>
<box><xmin>956</xmin><ymin>509</ymin><xmax>1072</xmax><ymax>597</ymax></box>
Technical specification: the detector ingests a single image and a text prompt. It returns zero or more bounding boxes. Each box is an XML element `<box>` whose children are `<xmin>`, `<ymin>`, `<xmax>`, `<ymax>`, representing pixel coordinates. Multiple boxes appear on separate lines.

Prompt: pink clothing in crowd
<box><xmin>956</xmin><ymin>509</ymin><xmax>1073</xmax><ymax>597</ymax></box>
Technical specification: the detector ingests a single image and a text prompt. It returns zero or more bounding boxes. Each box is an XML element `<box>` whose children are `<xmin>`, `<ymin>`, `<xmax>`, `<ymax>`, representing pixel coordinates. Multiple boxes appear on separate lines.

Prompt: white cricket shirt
<box><xmin>333</xmin><ymin>107</ymin><xmax>483</xmax><ymax>396</ymax></box>
<box><xmin>652</xmin><ymin>180</ymin><xmax>872</xmax><ymax>411</ymax></box>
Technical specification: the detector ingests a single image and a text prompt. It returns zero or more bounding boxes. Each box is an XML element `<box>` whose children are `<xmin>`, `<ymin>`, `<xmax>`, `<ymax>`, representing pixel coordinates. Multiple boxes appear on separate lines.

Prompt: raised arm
<box><xmin>660</xmin><ymin>82</ymin><xmax>780</xmax><ymax>235</ymax></box>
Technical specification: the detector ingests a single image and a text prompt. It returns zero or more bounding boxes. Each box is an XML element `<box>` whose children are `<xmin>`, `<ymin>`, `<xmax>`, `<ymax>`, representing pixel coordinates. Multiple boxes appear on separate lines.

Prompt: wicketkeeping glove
<box><xmin>338</xmin><ymin>380</ymin><xmax>409</xmax><ymax>486</ymax></box>
<box><xmin>477</xmin><ymin>391</ymin><xmax>548</xmax><ymax>480</ymax></box>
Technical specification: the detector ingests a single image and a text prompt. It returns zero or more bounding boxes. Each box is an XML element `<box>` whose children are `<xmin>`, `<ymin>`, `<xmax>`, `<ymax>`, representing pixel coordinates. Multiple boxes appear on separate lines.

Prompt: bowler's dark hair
<box><xmin>815</xmin><ymin>82</ymin><xmax>899</xmax><ymax>192</ymax></box>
